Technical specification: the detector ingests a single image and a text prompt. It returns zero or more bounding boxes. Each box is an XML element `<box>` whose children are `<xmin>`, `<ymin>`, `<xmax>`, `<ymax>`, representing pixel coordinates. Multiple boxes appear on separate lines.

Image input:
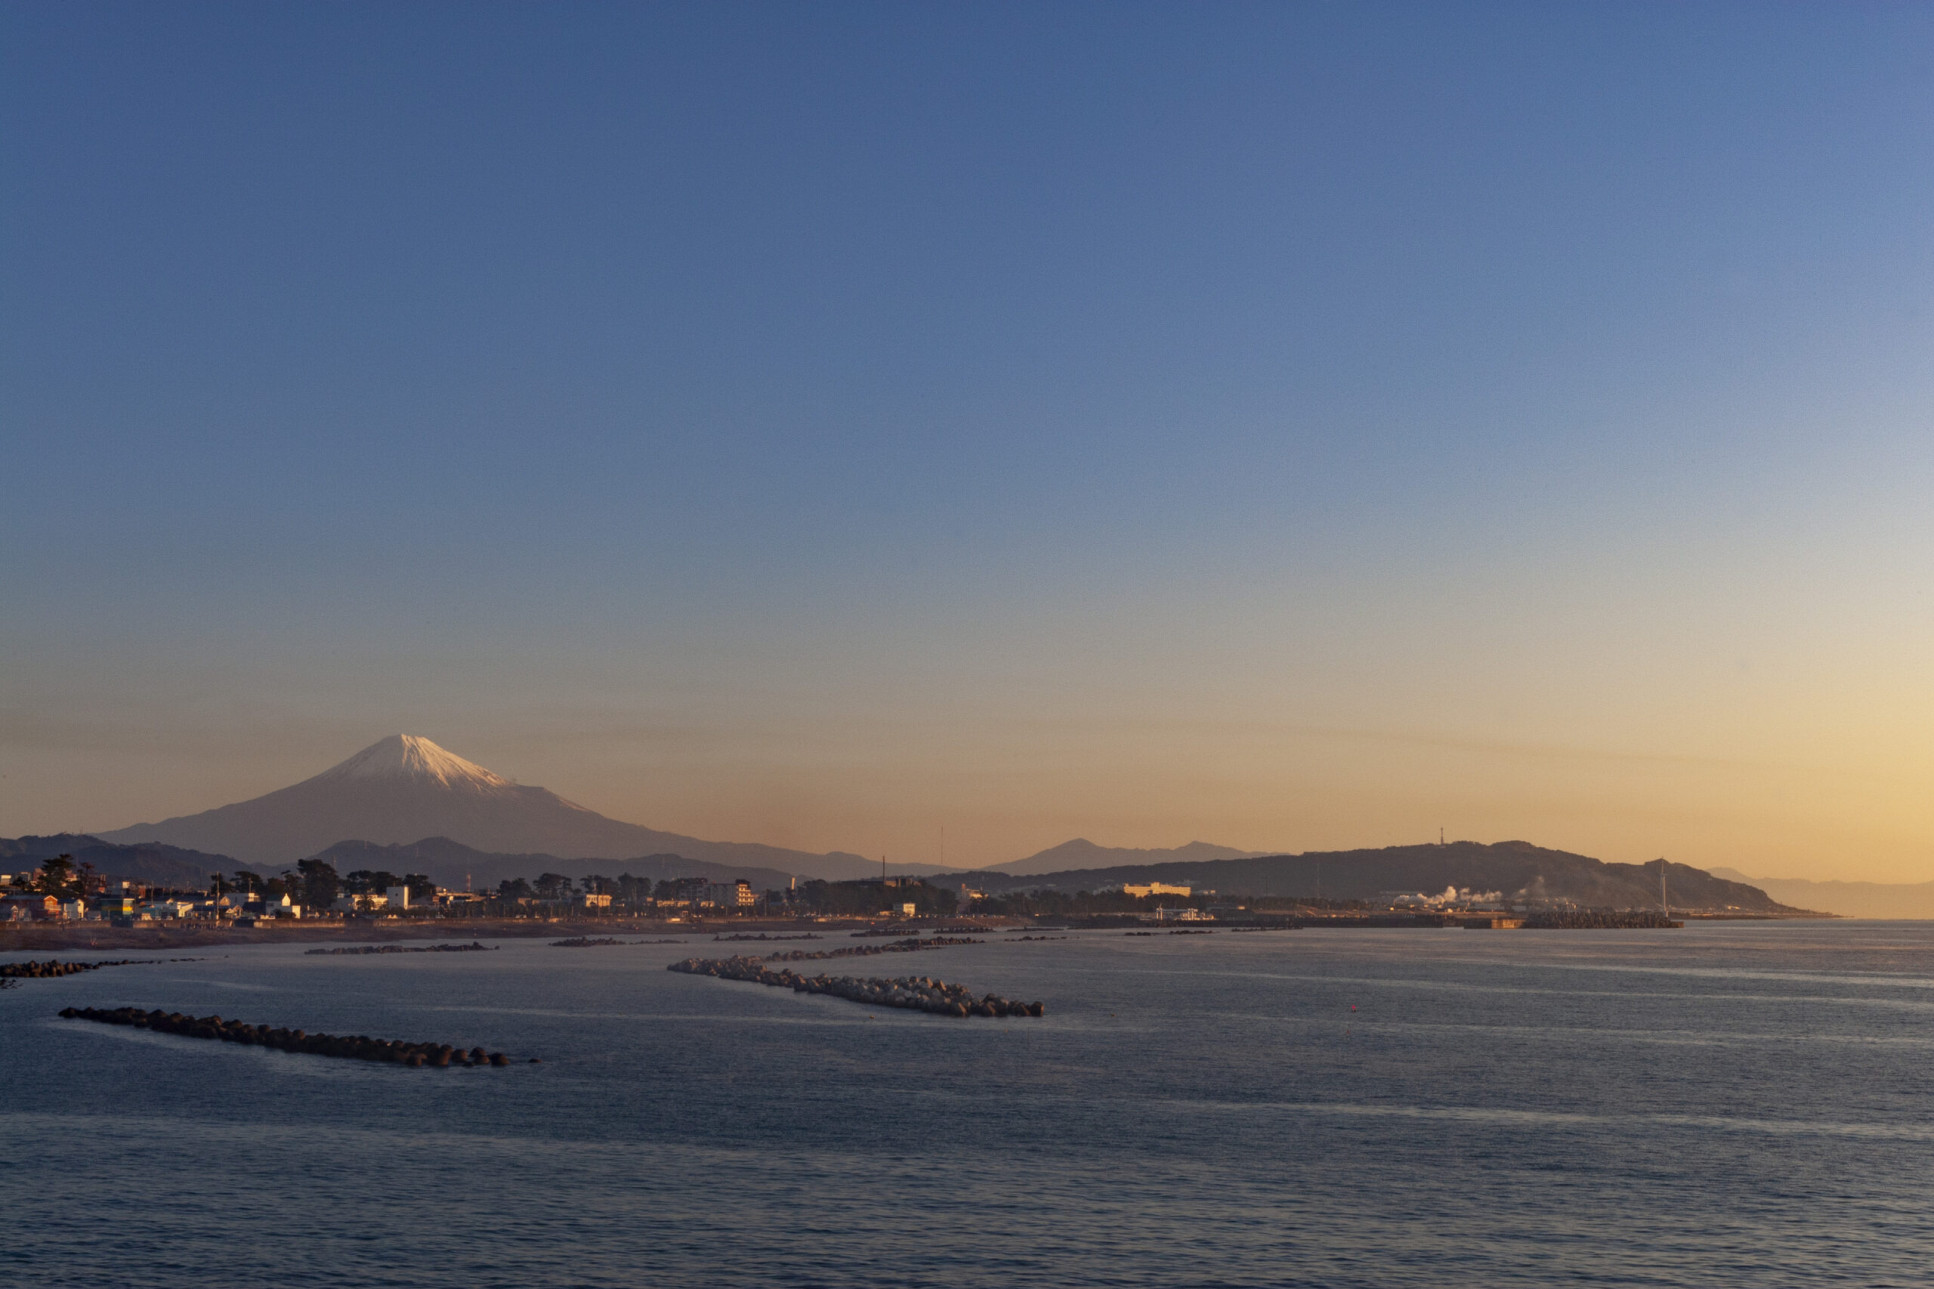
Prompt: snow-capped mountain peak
<box><xmin>314</xmin><ymin>734</ymin><xmax>512</xmax><ymax>790</ymax></box>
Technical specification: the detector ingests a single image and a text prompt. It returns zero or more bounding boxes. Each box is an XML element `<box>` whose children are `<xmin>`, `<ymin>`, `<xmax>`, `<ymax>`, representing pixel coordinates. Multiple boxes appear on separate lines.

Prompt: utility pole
<box><xmin>1659</xmin><ymin>858</ymin><xmax>1668</xmax><ymax>917</ymax></box>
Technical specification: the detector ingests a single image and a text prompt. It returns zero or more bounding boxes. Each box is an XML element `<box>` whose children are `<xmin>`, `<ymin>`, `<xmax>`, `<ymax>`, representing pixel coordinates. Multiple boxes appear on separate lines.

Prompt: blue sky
<box><xmin>5</xmin><ymin>2</ymin><xmax>1932</xmax><ymax>876</ymax></box>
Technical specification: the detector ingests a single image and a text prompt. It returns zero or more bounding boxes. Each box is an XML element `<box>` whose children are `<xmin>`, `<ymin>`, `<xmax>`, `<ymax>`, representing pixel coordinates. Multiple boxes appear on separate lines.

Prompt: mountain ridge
<box><xmin>304</xmin><ymin>836</ymin><xmax>806</xmax><ymax>894</ymax></box>
<box><xmin>979</xmin><ymin>838</ymin><xmax>1266</xmax><ymax>876</ymax></box>
<box><xmin>1708</xmin><ymin>867</ymin><xmax>1934</xmax><ymax>919</ymax></box>
<box><xmin>0</xmin><ymin>834</ymin><xmax>240</xmax><ymax>889</ymax></box>
<box><xmin>96</xmin><ymin>734</ymin><xmax>885</xmax><ymax>879</ymax></box>
<box><xmin>943</xmin><ymin>840</ymin><xmax>1806</xmax><ymax>913</ymax></box>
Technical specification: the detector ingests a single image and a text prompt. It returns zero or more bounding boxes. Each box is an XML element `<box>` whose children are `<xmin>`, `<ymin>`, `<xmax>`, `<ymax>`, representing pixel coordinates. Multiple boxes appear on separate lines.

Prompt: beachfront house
<box><xmin>2</xmin><ymin>893</ymin><xmax>62</xmax><ymax>920</ymax></box>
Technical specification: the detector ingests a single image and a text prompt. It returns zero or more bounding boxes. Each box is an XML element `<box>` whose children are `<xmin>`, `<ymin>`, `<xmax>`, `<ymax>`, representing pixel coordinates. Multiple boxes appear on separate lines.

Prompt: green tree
<box><xmin>35</xmin><ymin>855</ymin><xmax>77</xmax><ymax>899</ymax></box>
<box><xmin>296</xmin><ymin>859</ymin><xmax>341</xmax><ymax>909</ymax></box>
<box><xmin>533</xmin><ymin>873</ymin><xmax>572</xmax><ymax>900</ymax></box>
<box><xmin>344</xmin><ymin>869</ymin><xmax>403</xmax><ymax>895</ymax></box>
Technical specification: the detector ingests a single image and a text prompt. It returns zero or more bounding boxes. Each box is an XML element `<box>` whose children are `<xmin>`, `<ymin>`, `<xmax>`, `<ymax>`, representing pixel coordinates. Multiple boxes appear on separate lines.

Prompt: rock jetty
<box><xmin>548</xmin><ymin>937</ymin><xmax>631</xmax><ymax>948</ymax></box>
<box><xmin>1522</xmin><ymin>911</ymin><xmax>1684</xmax><ymax>929</ymax></box>
<box><xmin>59</xmin><ymin>1005</ymin><xmax>518</xmax><ymax>1066</ymax></box>
<box><xmin>669</xmin><ymin>956</ymin><xmax>1043</xmax><ymax>1018</ymax></box>
<box><xmin>757</xmin><ymin>936</ymin><xmax>981</xmax><ymax>964</ymax></box>
<box><xmin>1</xmin><ymin>958</ymin><xmax>141</xmax><ymax>978</ymax></box>
<box><xmin>304</xmin><ymin>942</ymin><xmax>494</xmax><ymax>956</ymax></box>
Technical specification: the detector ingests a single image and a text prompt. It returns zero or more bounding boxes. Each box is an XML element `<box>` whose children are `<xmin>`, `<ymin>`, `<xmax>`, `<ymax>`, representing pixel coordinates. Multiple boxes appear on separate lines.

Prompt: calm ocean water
<box><xmin>3</xmin><ymin>922</ymin><xmax>1930</xmax><ymax>1287</ymax></box>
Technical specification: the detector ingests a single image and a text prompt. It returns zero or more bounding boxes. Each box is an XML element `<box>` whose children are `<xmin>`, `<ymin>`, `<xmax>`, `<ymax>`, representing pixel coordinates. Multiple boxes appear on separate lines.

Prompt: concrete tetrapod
<box><xmin>668</xmin><ymin>956</ymin><xmax>1044</xmax><ymax>1018</ymax></box>
<box><xmin>59</xmin><ymin>1006</ymin><xmax>518</xmax><ymax>1066</ymax></box>
<box><xmin>0</xmin><ymin>959</ymin><xmax>143</xmax><ymax>979</ymax></box>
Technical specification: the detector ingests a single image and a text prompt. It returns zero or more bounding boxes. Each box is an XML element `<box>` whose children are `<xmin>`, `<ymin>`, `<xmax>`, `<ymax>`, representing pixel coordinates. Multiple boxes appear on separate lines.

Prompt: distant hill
<box><xmin>949</xmin><ymin>840</ymin><xmax>1804</xmax><ymax>913</ymax></box>
<box><xmin>0</xmin><ymin>828</ymin><xmax>897</xmax><ymax>896</ymax></box>
<box><xmin>0</xmin><ymin>833</ymin><xmax>234</xmax><ymax>889</ymax></box>
<box><xmin>97</xmin><ymin>733</ymin><xmax>883</xmax><ymax>879</ymax></box>
<box><xmin>984</xmin><ymin>838</ymin><xmax>1266</xmax><ymax>876</ymax></box>
<box><xmin>306</xmin><ymin>837</ymin><xmax>803</xmax><ymax>894</ymax></box>
<box><xmin>1708</xmin><ymin>868</ymin><xmax>1934</xmax><ymax>919</ymax></box>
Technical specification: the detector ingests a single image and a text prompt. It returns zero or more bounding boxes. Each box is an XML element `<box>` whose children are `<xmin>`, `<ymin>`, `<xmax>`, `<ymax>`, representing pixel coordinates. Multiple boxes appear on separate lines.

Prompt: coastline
<box><xmin>0</xmin><ymin>908</ymin><xmax>1834</xmax><ymax>954</ymax></box>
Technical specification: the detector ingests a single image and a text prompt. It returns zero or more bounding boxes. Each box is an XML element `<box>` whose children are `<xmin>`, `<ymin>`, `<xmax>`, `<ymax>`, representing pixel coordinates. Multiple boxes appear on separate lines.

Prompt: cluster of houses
<box><xmin>0</xmin><ymin>877</ymin><xmax>468</xmax><ymax>925</ymax></box>
<box><xmin>0</xmin><ymin>880</ymin><xmax>308</xmax><ymax>925</ymax></box>
<box><xmin>0</xmin><ymin>873</ymin><xmax>766</xmax><ymax>923</ymax></box>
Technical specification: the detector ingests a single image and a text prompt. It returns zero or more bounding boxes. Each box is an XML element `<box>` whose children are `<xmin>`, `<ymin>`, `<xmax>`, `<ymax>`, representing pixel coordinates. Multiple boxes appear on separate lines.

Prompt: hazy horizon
<box><xmin>1</xmin><ymin>727</ymin><xmax>1905</xmax><ymax>886</ymax></box>
<box><xmin>6</xmin><ymin>4</ymin><xmax>1933</xmax><ymax>881</ymax></box>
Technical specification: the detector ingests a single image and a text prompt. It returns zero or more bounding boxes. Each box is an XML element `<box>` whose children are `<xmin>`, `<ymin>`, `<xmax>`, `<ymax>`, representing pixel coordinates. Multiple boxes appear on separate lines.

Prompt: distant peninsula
<box><xmin>942</xmin><ymin>839</ymin><xmax>1807</xmax><ymax>915</ymax></box>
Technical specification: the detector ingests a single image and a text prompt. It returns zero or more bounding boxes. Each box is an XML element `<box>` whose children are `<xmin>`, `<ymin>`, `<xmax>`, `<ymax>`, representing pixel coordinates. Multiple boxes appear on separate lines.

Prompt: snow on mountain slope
<box><xmin>96</xmin><ymin>735</ymin><xmax>872</xmax><ymax>876</ymax></box>
<box><xmin>314</xmin><ymin>734</ymin><xmax>513</xmax><ymax>791</ymax></box>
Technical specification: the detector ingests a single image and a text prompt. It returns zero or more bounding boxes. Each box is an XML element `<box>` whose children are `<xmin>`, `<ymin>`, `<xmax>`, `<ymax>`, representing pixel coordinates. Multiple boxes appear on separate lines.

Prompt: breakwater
<box><xmin>669</xmin><ymin>956</ymin><xmax>1042</xmax><ymax>1017</ymax></box>
<box><xmin>1</xmin><ymin>958</ymin><xmax>143</xmax><ymax>979</ymax></box>
<box><xmin>59</xmin><ymin>1005</ymin><xmax>519</xmax><ymax>1066</ymax></box>
<box><xmin>549</xmin><ymin>937</ymin><xmax>632</xmax><ymax>948</ymax></box>
<box><xmin>304</xmin><ymin>942</ymin><xmax>495</xmax><ymax>956</ymax></box>
<box><xmin>1522</xmin><ymin>911</ymin><xmax>1684</xmax><ymax>929</ymax></box>
<box><xmin>757</xmin><ymin>936</ymin><xmax>981</xmax><ymax>964</ymax></box>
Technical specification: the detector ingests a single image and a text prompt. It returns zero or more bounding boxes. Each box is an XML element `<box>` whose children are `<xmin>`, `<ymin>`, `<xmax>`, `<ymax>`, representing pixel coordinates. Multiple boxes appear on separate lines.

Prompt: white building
<box><xmin>701</xmin><ymin>880</ymin><xmax>755</xmax><ymax>909</ymax></box>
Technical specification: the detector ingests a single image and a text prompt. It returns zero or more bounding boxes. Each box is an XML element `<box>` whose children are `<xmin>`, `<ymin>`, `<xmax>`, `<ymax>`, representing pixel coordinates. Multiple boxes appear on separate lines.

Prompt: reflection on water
<box><xmin>4</xmin><ymin>922</ymin><xmax>1930</xmax><ymax>1287</ymax></box>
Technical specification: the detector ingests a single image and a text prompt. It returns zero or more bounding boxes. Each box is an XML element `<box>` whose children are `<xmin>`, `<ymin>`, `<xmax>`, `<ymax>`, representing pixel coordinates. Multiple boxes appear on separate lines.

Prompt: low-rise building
<box><xmin>1123</xmin><ymin>882</ymin><xmax>1192</xmax><ymax>899</ymax></box>
<box><xmin>696</xmin><ymin>880</ymin><xmax>755</xmax><ymax>909</ymax></box>
<box><xmin>2</xmin><ymin>893</ymin><xmax>62</xmax><ymax>920</ymax></box>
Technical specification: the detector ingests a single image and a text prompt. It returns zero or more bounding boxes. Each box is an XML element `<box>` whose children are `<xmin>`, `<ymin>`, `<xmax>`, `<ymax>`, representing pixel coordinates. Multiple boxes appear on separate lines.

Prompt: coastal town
<box><xmin>4</xmin><ymin>850</ymin><xmax>1696</xmax><ymax>945</ymax></box>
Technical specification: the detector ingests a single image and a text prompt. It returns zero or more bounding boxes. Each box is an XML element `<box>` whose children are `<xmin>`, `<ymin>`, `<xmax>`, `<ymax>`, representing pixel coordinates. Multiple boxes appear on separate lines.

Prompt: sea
<box><xmin>2</xmin><ymin>921</ymin><xmax>1929</xmax><ymax>1287</ymax></box>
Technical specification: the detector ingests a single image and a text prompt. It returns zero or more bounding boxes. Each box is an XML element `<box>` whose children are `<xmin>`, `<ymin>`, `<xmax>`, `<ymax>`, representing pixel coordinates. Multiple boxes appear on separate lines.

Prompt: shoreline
<box><xmin>0</xmin><ymin>909</ymin><xmax>1834</xmax><ymax>953</ymax></box>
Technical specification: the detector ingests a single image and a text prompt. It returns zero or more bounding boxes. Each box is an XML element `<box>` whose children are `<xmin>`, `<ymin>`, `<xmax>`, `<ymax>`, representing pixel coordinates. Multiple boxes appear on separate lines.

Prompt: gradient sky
<box><xmin>4</xmin><ymin>2</ymin><xmax>1932</xmax><ymax>879</ymax></box>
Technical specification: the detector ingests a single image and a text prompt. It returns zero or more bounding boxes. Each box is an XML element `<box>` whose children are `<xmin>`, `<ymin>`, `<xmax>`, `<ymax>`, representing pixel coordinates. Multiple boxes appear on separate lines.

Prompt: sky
<box><xmin>4</xmin><ymin>2</ymin><xmax>1932</xmax><ymax>879</ymax></box>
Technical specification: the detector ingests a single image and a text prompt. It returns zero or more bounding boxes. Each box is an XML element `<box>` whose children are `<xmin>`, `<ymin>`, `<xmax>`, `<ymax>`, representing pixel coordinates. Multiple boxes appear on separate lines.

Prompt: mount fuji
<box><xmin>97</xmin><ymin>734</ymin><xmax>879</xmax><ymax>877</ymax></box>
